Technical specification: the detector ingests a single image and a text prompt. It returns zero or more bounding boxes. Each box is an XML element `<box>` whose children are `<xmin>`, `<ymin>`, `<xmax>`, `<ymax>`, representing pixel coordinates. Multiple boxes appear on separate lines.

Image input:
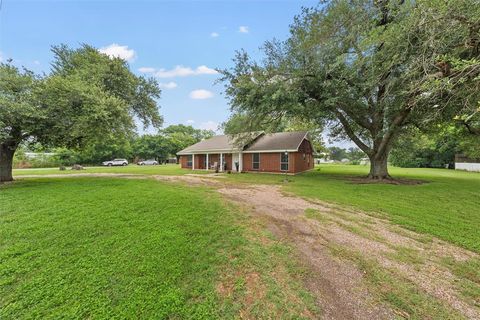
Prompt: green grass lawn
<box><xmin>13</xmin><ymin>164</ymin><xmax>196</xmax><ymax>176</ymax></box>
<box><xmin>0</xmin><ymin>178</ymin><xmax>316</xmax><ymax>319</ymax></box>
<box><xmin>12</xmin><ymin>164</ymin><xmax>480</xmax><ymax>253</ymax></box>
<box><xmin>224</xmin><ymin>165</ymin><xmax>480</xmax><ymax>253</ymax></box>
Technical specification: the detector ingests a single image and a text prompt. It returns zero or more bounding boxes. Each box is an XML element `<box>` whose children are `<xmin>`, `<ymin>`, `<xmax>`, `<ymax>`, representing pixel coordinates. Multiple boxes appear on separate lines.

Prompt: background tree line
<box><xmin>13</xmin><ymin>124</ymin><xmax>214</xmax><ymax>168</ymax></box>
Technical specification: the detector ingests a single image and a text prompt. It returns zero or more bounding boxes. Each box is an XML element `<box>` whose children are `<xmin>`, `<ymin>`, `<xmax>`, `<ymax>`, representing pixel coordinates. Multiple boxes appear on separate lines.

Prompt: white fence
<box><xmin>455</xmin><ymin>162</ymin><xmax>480</xmax><ymax>172</ymax></box>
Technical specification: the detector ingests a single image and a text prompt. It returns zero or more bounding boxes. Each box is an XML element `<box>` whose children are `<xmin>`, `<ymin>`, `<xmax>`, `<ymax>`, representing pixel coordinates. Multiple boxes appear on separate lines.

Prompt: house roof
<box><xmin>177</xmin><ymin>131</ymin><xmax>309</xmax><ymax>155</ymax></box>
<box><xmin>244</xmin><ymin>131</ymin><xmax>308</xmax><ymax>152</ymax></box>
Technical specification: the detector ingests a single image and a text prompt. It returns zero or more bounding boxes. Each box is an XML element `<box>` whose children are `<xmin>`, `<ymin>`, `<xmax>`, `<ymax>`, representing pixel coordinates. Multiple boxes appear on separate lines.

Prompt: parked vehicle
<box><xmin>102</xmin><ymin>159</ymin><xmax>128</xmax><ymax>166</ymax></box>
<box><xmin>137</xmin><ymin>159</ymin><xmax>159</xmax><ymax>166</ymax></box>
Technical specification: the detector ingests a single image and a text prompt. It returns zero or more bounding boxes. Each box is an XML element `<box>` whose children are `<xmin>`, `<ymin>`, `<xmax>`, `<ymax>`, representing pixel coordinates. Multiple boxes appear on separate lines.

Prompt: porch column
<box><xmin>192</xmin><ymin>154</ymin><xmax>195</xmax><ymax>170</ymax></box>
<box><xmin>206</xmin><ymin>154</ymin><xmax>209</xmax><ymax>171</ymax></box>
<box><xmin>220</xmin><ymin>153</ymin><xmax>223</xmax><ymax>172</ymax></box>
<box><xmin>238</xmin><ymin>152</ymin><xmax>243</xmax><ymax>172</ymax></box>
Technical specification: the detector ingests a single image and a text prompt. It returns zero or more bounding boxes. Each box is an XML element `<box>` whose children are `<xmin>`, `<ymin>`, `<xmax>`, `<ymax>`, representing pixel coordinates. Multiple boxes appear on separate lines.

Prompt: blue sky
<box><xmin>1</xmin><ymin>0</ymin><xmax>351</xmax><ymax>147</ymax></box>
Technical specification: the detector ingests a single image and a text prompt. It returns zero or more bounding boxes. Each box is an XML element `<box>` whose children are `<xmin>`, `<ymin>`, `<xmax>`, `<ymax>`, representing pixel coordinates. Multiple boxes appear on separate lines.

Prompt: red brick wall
<box><xmin>224</xmin><ymin>154</ymin><xmax>232</xmax><ymax>171</ymax></box>
<box><xmin>179</xmin><ymin>155</ymin><xmax>190</xmax><ymax>168</ymax></box>
<box><xmin>242</xmin><ymin>139</ymin><xmax>314</xmax><ymax>174</ymax></box>
<box><xmin>292</xmin><ymin>152</ymin><xmax>314</xmax><ymax>173</ymax></box>
<box><xmin>179</xmin><ymin>155</ymin><xmax>205</xmax><ymax>169</ymax></box>
<box><xmin>242</xmin><ymin>152</ymin><xmax>291</xmax><ymax>173</ymax></box>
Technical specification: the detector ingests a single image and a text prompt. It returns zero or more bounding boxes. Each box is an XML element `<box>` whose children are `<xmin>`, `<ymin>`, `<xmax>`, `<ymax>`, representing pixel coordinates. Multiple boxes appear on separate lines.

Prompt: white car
<box><xmin>138</xmin><ymin>159</ymin><xmax>159</xmax><ymax>166</ymax></box>
<box><xmin>102</xmin><ymin>159</ymin><xmax>128</xmax><ymax>166</ymax></box>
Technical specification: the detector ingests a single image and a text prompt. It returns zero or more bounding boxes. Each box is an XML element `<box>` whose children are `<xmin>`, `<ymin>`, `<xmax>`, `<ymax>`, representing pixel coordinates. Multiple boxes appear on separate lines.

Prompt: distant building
<box><xmin>455</xmin><ymin>154</ymin><xmax>480</xmax><ymax>172</ymax></box>
<box><xmin>24</xmin><ymin>152</ymin><xmax>56</xmax><ymax>159</ymax></box>
<box><xmin>359</xmin><ymin>158</ymin><xmax>370</xmax><ymax>165</ymax></box>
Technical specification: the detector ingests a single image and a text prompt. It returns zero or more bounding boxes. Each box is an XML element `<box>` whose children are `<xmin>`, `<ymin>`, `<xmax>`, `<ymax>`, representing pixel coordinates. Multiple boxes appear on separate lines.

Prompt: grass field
<box><xmin>12</xmin><ymin>164</ymin><xmax>195</xmax><ymax>176</ymax></box>
<box><xmin>225</xmin><ymin>165</ymin><xmax>480</xmax><ymax>253</ymax></box>
<box><xmin>13</xmin><ymin>164</ymin><xmax>480</xmax><ymax>252</ymax></box>
<box><xmin>0</xmin><ymin>178</ymin><xmax>316</xmax><ymax>319</ymax></box>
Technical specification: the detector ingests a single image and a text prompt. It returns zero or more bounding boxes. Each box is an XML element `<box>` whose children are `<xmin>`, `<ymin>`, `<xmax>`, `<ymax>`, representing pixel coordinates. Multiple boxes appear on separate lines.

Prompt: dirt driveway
<box><xmin>17</xmin><ymin>173</ymin><xmax>480</xmax><ymax>319</ymax></box>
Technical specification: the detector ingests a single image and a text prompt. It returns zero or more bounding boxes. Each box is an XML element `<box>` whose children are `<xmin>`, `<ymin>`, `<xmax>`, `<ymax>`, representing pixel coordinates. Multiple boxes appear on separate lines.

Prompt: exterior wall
<box><xmin>242</xmin><ymin>152</ymin><xmax>297</xmax><ymax>174</ymax></box>
<box><xmin>292</xmin><ymin>151</ymin><xmax>314</xmax><ymax>173</ymax></box>
<box><xmin>179</xmin><ymin>154</ymin><xmax>205</xmax><ymax>169</ymax></box>
<box><xmin>196</xmin><ymin>154</ymin><xmax>205</xmax><ymax>169</ymax></box>
<box><xmin>224</xmin><ymin>154</ymin><xmax>232</xmax><ymax>171</ymax></box>
<box><xmin>179</xmin><ymin>155</ymin><xmax>190</xmax><ymax>168</ymax></box>
<box><xmin>455</xmin><ymin>162</ymin><xmax>480</xmax><ymax>172</ymax></box>
<box><xmin>242</xmin><ymin>138</ymin><xmax>314</xmax><ymax>174</ymax></box>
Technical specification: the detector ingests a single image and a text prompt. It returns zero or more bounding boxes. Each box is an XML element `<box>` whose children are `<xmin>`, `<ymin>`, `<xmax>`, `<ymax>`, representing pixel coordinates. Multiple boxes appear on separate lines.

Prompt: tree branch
<box><xmin>334</xmin><ymin>110</ymin><xmax>372</xmax><ymax>156</ymax></box>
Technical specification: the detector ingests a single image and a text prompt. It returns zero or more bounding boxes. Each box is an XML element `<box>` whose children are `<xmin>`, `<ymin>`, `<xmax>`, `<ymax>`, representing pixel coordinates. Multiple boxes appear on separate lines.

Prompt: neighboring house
<box><xmin>177</xmin><ymin>131</ymin><xmax>314</xmax><ymax>174</ymax></box>
<box><xmin>455</xmin><ymin>154</ymin><xmax>480</xmax><ymax>172</ymax></box>
<box><xmin>24</xmin><ymin>152</ymin><xmax>56</xmax><ymax>159</ymax></box>
<box><xmin>359</xmin><ymin>157</ymin><xmax>370</xmax><ymax>166</ymax></box>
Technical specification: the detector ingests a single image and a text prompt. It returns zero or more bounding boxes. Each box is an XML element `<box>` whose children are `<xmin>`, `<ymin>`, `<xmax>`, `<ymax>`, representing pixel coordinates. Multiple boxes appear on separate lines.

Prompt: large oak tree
<box><xmin>0</xmin><ymin>45</ymin><xmax>162</xmax><ymax>182</ymax></box>
<box><xmin>220</xmin><ymin>0</ymin><xmax>480</xmax><ymax>179</ymax></box>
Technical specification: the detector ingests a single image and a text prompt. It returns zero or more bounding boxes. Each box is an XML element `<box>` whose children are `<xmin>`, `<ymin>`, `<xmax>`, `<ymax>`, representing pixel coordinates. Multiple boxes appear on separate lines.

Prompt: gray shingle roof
<box><xmin>177</xmin><ymin>131</ymin><xmax>308</xmax><ymax>154</ymax></box>
<box><xmin>244</xmin><ymin>131</ymin><xmax>308</xmax><ymax>152</ymax></box>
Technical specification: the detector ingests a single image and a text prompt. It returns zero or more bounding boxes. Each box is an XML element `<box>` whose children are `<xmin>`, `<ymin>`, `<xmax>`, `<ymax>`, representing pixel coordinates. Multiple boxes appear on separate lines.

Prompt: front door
<box><xmin>232</xmin><ymin>153</ymin><xmax>240</xmax><ymax>172</ymax></box>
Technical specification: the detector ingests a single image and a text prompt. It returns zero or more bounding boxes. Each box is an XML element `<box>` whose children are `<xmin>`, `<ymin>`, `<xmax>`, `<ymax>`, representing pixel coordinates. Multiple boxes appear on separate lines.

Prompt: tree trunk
<box><xmin>0</xmin><ymin>143</ymin><xmax>16</xmax><ymax>183</ymax></box>
<box><xmin>368</xmin><ymin>153</ymin><xmax>390</xmax><ymax>180</ymax></box>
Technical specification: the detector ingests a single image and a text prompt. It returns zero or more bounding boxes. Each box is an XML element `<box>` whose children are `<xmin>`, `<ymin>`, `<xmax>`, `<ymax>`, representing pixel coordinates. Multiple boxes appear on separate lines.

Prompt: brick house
<box><xmin>177</xmin><ymin>131</ymin><xmax>314</xmax><ymax>174</ymax></box>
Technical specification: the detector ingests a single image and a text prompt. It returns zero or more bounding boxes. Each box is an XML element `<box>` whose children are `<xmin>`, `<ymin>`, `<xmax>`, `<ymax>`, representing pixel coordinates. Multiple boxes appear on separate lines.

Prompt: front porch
<box><xmin>183</xmin><ymin>152</ymin><xmax>243</xmax><ymax>172</ymax></box>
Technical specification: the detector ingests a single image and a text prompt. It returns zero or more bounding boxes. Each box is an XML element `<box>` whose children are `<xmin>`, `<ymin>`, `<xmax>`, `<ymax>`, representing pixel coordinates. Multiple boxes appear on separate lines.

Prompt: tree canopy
<box><xmin>220</xmin><ymin>0</ymin><xmax>480</xmax><ymax>179</ymax></box>
<box><xmin>0</xmin><ymin>44</ymin><xmax>163</xmax><ymax>182</ymax></box>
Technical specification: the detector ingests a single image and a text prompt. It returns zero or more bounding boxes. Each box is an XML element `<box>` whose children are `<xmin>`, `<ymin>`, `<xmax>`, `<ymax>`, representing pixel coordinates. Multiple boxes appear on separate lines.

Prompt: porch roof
<box><xmin>177</xmin><ymin>134</ymin><xmax>246</xmax><ymax>155</ymax></box>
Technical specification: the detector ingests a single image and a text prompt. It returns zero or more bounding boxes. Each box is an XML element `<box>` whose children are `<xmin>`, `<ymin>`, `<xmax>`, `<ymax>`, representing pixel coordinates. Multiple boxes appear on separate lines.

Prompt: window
<box><xmin>252</xmin><ymin>153</ymin><xmax>260</xmax><ymax>170</ymax></box>
<box><xmin>303</xmin><ymin>153</ymin><xmax>306</xmax><ymax>160</ymax></box>
<box><xmin>280</xmin><ymin>153</ymin><xmax>289</xmax><ymax>171</ymax></box>
<box><xmin>187</xmin><ymin>155</ymin><xmax>193</xmax><ymax>167</ymax></box>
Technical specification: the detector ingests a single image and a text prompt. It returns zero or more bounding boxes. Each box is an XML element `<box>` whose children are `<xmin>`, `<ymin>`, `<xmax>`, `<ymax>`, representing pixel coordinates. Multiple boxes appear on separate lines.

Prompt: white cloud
<box><xmin>158</xmin><ymin>82</ymin><xmax>178</xmax><ymax>89</ymax></box>
<box><xmin>210</xmin><ymin>32</ymin><xmax>219</xmax><ymax>38</ymax></box>
<box><xmin>0</xmin><ymin>51</ymin><xmax>3</xmax><ymax>62</ymax></box>
<box><xmin>33</xmin><ymin>60</ymin><xmax>40</xmax><ymax>65</ymax></box>
<box><xmin>195</xmin><ymin>65</ymin><xmax>218</xmax><ymax>75</ymax></box>
<box><xmin>99</xmin><ymin>43</ymin><xmax>136</xmax><ymax>62</ymax></box>
<box><xmin>138</xmin><ymin>67</ymin><xmax>155</xmax><ymax>73</ymax></box>
<box><xmin>199</xmin><ymin>121</ymin><xmax>219</xmax><ymax>131</ymax></box>
<box><xmin>186</xmin><ymin>119</ymin><xmax>195</xmax><ymax>124</ymax></box>
<box><xmin>239</xmin><ymin>26</ymin><xmax>249</xmax><ymax>33</ymax></box>
<box><xmin>154</xmin><ymin>65</ymin><xmax>218</xmax><ymax>78</ymax></box>
<box><xmin>189</xmin><ymin>89</ymin><xmax>214</xmax><ymax>100</ymax></box>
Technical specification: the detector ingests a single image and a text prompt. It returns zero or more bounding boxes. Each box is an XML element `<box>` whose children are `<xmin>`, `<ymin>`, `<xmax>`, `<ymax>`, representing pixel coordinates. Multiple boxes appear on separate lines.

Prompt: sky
<box><xmin>0</xmin><ymin>0</ymin><xmax>353</xmax><ymax>147</ymax></box>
